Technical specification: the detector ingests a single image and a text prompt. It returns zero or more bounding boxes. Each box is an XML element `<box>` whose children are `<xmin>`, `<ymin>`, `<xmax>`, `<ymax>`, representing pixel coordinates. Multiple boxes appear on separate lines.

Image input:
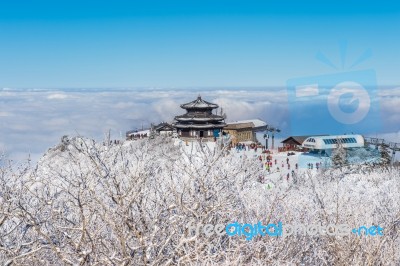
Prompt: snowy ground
<box><xmin>36</xmin><ymin>136</ymin><xmax>389</xmax><ymax>195</ymax></box>
<box><xmin>171</xmin><ymin>137</ymin><xmax>391</xmax><ymax>192</ymax></box>
<box><xmin>4</xmin><ymin>135</ymin><xmax>398</xmax><ymax>264</ymax></box>
<box><xmin>172</xmin><ymin>138</ymin><xmax>329</xmax><ymax>189</ymax></box>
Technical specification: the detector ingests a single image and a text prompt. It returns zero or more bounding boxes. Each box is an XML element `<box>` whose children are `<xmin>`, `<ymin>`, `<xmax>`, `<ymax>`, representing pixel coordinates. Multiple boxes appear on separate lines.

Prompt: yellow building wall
<box><xmin>224</xmin><ymin>129</ymin><xmax>255</xmax><ymax>144</ymax></box>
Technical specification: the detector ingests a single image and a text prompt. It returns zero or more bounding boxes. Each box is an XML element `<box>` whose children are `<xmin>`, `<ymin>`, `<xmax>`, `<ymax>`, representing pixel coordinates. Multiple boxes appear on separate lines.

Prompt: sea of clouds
<box><xmin>0</xmin><ymin>87</ymin><xmax>399</xmax><ymax>163</ymax></box>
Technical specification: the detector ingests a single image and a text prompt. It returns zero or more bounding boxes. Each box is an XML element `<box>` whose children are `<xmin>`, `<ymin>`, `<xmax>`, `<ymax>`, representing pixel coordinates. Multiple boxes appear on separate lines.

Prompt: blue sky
<box><xmin>0</xmin><ymin>1</ymin><xmax>399</xmax><ymax>162</ymax></box>
<box><xmin>0</xmin><ymin>0</ymin><xmax>399</xmax><ymax>88</ymax></box>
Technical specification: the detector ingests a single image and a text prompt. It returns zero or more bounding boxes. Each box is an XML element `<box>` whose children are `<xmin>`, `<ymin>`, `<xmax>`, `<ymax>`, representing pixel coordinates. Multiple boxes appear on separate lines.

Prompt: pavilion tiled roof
<box><xmin>173</xmin><ymin>96</ymin><xmax>226</xmax><ymax>131</ymax></box>
<box><xmin>175</xmin><ymin>113</ymin><xmax>224</xmax><ymax>122</ymax></box>
<box><xmin>180</xmin><ymin>96</ymin><xmax>218</xmax><ymax>109</ymax></box>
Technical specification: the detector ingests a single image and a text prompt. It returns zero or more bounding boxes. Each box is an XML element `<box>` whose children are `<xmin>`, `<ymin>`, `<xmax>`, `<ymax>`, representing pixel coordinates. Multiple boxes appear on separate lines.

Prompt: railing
<box><xmin>364</xmin><ymin>137</ymin><xmax>400</xmax><ymax>165</ymax></box>
<box><xmin>389</xmin><ymin>142</ymin><xmax>400</xmax><ymax>150</ymax></box>
<box><xmin>364</xmin><ymin>137</ymin><xmax>400</xmax><ymax>151</ymax></box>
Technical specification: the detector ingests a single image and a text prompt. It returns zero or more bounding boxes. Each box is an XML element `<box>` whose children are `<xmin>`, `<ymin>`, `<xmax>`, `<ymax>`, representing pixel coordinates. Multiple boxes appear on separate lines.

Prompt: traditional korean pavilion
<box><xmin>173</xmin><ymin>96</ymin><xmax>226</xmax><ymax>139</ymax></box>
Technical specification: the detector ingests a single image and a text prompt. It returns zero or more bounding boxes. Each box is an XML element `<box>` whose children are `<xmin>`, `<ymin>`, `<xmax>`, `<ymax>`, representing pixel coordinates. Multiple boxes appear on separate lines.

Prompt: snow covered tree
<box><xmin>1</xmin><ymin>135</ymin><xmax>400</xmax><ymax>265</ymax></box>
<box><xmin>331</xmin><ymin>139</ymin><xmax>348</xmax><ymax>169</ymax></box>
<box><xmin>379</xmin><ymin>143</ymin><xmax>392</xmax><ymax>167</ymax></box>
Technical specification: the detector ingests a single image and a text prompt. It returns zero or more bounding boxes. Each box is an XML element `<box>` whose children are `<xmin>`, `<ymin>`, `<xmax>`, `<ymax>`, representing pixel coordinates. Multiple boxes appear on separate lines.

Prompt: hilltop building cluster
<box><xmin>126</xmin><ymin>95</ymin><xmax>271</xmax><ymax>146</ymax></box>
<box><xmin>125</xmin><ymin>96</ymin><xmax>399</xmax><ymax>161</ymax></box>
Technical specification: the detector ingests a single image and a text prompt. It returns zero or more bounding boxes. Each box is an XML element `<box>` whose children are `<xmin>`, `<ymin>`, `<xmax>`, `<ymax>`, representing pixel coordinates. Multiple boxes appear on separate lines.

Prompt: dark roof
<box><xmin>281</xmin><ymin>136</ymin><xmax>310</xmax><ymax>145</ymax></box>
<box><xmin>153</xmin><ymin>122</ymin><xmax>174</xmax><ymax>131</ymax></box>
<box><xmin>180</xmin><ymin>96</ymin><xmax>218</xmax><ymax>109</ymax></box>
<box><xmin>173</xmin><ymin>122</ymin><xmax>226</xmax><ymax>129</ymax></box>
<box><xmin>175</xmin><ymin>113</ymin><xmax>224</xmax><ymax>122</ymax></box>
<box><xmin>281</xmin><ymin>135</ymin><xmax>328</xmax><ymax>145</ymax></box>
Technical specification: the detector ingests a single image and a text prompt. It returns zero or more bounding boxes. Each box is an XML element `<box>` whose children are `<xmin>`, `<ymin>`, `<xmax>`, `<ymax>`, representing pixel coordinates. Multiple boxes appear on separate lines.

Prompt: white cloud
<box><xmin>214</xmin><ymin>98</ymin><xmax>264</xmax><ymax>121</ymax></box>
<box><xmin>42</xmin><ymin>118</ymin><xmax>70</xmax><ymax>127</ymax></box>
<box><xmin>295</xmin><ymin>84</ymin><xmax>319</xmax><ymax>97</ymax></box>
<box><xmin>0</xmin><ymin>141</ymin><xmax>5</xmax><ymax>151</ymax></box>
<box><xmin>113</xmin><ymin>102</ymin><xmax>136</xmax><ymax>109</ymax></box>
<box><xmin>0</xmin><ymin>111</ymin><xmax>12</xmax><ymax>117</ymax></box>
<box><xmin>47</xmin><ymin>93</ymin><xmax>70</xmax><ymax>100</ymax></box>
<box><xmin>152</xmin><ymin>99</ymin><xmax>182</xmax><ymax>122</ymax></box>
<box><xmin>379</xmin><ymin>87</ymin><xmax>400</xmax><ymax>97</ymax></box>
<box><xmin>0</xmin><ymin>87</ymin><xmax>398</xmax><ymax>164</ymax></box>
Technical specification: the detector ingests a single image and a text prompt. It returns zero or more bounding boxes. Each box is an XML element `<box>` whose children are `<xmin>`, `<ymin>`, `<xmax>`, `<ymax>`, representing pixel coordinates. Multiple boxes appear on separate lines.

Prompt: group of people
<box><xmin>103</xmin><ymin>139</ymin><xmax>122</xmax><ymax>146</ymax></box>
<box><xmin>307</xmin><ymin>162</ymin><xmax>322</xmax><ymax>170</ymax></box>
<box><xmin>282</xmin><ymin>157</ymin><xmax>297</xmax><ymax>181</ymax></box>
<box><xmin>128</xmin><ymin>133</ymin><xmax>148</xmax><ymax>140</ymax></box>
<box><xmin>234</xmin><ymin>142</ymin><xmax>262</xmax><ymax>152</ymax></box>
<box><xmin>257</xmin><ymin>153</ymin><xmax>299</xmax><ymax>183</ymax></box>
<box><xmin>235</xmin><ymin>143</ymin><xmax>248</xmax><ymax>151</ymax></box>
<box><xmin>257</xmin><ymin>152</ymin><xmax>328</xmax><ymax>185</ymax></box>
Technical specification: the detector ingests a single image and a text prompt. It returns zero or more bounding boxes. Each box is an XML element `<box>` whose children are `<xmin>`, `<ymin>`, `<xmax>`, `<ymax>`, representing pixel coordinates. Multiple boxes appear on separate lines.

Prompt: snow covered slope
<box><xmin>0</xmin><ymin>135</ymin><xmax>399</xmax><ymax>265</ymax></box>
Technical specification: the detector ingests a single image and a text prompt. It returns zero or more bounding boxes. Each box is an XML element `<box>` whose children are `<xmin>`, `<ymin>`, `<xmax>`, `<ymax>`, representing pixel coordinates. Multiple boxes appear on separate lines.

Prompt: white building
<box><xmin>302</xmin><ymin>134</ymin><xmax>365</xmax><ymax>152</ymax></box>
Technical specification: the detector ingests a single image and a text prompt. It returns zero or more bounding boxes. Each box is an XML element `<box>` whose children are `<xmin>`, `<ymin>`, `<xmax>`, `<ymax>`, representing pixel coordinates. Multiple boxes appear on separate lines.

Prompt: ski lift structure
<box><xmin>263</xmin><ymin>125</ymin><xmax>281</xmax><ymax>150</ymax></box>
<box><xmin>364</xmin><ymin>137</ymin><xmax>400</xmax><ymax>165</ymax></box>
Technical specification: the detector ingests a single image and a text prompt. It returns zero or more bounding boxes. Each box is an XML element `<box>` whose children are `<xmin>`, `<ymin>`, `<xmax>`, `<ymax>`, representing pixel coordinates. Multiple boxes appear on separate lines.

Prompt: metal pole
<box><xmin>392</xmin><ymin>151</ymin><xmax>396</xmax><ymax>166</ymax></box>
<box><xmin>272</xmin><ymin>133</ymin><xmax>274</xmax><ymax>150</ymax></box>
